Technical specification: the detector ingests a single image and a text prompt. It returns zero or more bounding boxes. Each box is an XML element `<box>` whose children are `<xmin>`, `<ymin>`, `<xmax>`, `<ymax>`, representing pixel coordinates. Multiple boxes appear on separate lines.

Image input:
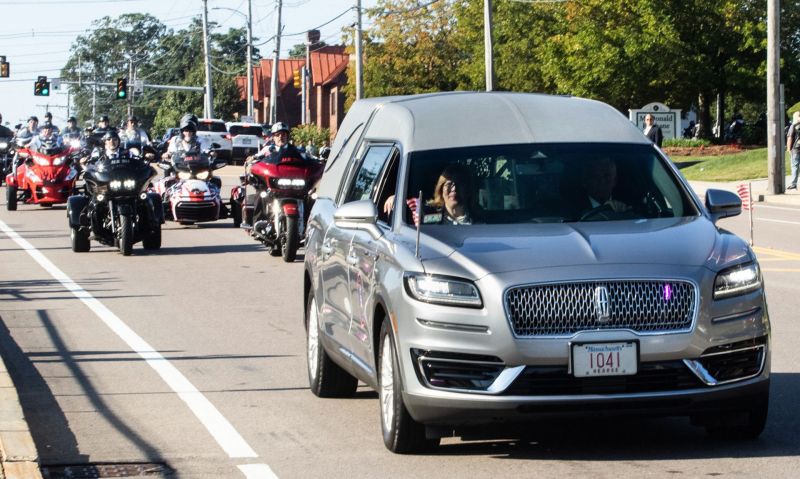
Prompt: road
<box><xmin>1</xmin><ymin>173</ymin><xmax>799</xmax><ymax>478</ymax></box>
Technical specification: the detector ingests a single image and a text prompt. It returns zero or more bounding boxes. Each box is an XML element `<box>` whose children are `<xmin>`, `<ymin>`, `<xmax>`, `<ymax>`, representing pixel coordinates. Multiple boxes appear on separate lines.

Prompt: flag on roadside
<box><xmin>737</xmin><ymin>183</ymin><xmax>752</xmax><ymax>211</ymax></box>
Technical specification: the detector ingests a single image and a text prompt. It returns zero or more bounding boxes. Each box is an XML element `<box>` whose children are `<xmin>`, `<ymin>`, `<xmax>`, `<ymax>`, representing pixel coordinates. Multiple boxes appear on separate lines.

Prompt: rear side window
<box><xmin>229</xmin><ymin>125</ymin><xmax>263</xmax><ymax>136</ymax></box>
<box><xmin>197</xmin><ymin>122</ymin><xmax>227</xmax><ymax>133</ymax></box>
<box><xmin>344</xmin><ymin>145</ymin><xmax>394</xmax><ymax>204</ymax></box>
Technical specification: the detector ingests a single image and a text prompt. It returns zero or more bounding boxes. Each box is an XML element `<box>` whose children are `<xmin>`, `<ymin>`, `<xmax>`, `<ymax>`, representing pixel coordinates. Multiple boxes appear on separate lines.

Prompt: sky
<box><xmin>0</xmin><ymin>0</ymin><xmax>378</xmax><ymax>127</ymax></box>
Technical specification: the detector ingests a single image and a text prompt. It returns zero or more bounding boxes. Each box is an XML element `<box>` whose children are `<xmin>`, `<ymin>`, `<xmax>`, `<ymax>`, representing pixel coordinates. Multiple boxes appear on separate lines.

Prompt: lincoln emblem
<box><xmin>594</xmin><ymin>286</ymin><xmax>611</xmax><ymax>323</ymax></box>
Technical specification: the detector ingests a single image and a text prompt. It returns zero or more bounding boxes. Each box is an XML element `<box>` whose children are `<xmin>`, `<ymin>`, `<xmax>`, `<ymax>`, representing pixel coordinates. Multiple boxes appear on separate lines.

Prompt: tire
<box><xmin>142</xmin><ymin>225</ymin><xmax>162</xmax><ymax>250</ymax></box>
<box><xmin>231</xmin><ymin>198</ymin><xmax>242</xmax><ymax>228</ymax></box>
<box><xmin>118</xmin><ymin>214</ymin><xmax>133</xmax><ymax>256</ymax></box>
<box><xmin>379</xmin><ymin>320</ymin><xmax>440</xmax><ymax>453</ymax></box>
<box><xmin>703</xmin><ymin>391</ymin><xmax>769</xmax><ymax>440</ymax></box>
<box><xmin>70</xmin><ymin>226</ymin><xmax>90</xmax><ymax>252</ymax></box>
<box><xmin>306</xmin><ymin>292</ymin><xmax>357</xmax><ymax>398</ymax></box>
<box><xmin>6</xmin><ymin>185</ymin><xmax>17</xmax><ymax>211</ymax></box>
<box><xmin>282</xmin><ymin>216</ymin><xmax>299</xmax><ymax>262</ymax></box>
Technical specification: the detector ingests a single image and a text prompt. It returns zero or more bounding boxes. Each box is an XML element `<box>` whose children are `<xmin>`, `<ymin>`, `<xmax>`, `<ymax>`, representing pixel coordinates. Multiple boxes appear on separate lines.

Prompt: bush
<box><xmin>663</xmin><ymin>138</ymin><xmax>712</xmax><ymax>148</ymax></box>
<box><xmin>291</xmin><ymin>124</ymin><xmax>332</xmax><ymax>152</ymax></box>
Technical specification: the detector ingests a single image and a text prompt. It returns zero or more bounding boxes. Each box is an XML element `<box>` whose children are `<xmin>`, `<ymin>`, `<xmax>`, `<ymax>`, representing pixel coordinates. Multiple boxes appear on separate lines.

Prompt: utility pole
<box><xmin>127</xmin><ymin>58</ymin><xmax>133</xmax><ymax>117</ymax></box>
<box><xmin>269</xmin><ymin>0</ymin><xmax>283</xmax><ymax>124</ymax></box>
<box><xmin>92</xmin><ymin>75</ymin><xmax>97</xmax><ymax>119</ymax></box>
<box><xmin>305</xmin><ymin>30</ymin><xmax>319</xmax><ymax>125</ymax></box>
<box><xmin>355</xmin><ymin>0</ymin><xmax>364</xmax><ymax>100</ymax></box>
<box><xmin>484</xmin><ymin>0</ymin><xmax>495</xmax><ymax>92</ymax></box>
<box><xmin>247</xmin><ymin>0</ymin><xmax>254</xmax><ymax>118</ymax></box>
<box><xmin>767</xmin><ymin>0</ymin><xmax>782</xmax><ymax>194</ymax></box>
<box><xmin>201</xmin><ymin>0</ymin><xmax>215</xmax><ymax>118</ymax></box>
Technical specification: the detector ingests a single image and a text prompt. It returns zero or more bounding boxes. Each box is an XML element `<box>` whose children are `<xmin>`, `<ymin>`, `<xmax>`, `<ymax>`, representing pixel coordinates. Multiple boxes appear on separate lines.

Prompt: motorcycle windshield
<box><xmin>172</xmin><ymin>151</ymin><xmax>212</xmax><ymax>174</ymax></box>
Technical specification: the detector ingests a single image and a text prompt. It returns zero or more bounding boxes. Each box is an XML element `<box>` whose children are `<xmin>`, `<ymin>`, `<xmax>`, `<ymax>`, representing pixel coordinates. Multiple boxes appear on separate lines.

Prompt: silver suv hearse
<box><xmin>303</xmin><ymin>92</ymin><xmax>769</xmax><ymax>453</ymax></box>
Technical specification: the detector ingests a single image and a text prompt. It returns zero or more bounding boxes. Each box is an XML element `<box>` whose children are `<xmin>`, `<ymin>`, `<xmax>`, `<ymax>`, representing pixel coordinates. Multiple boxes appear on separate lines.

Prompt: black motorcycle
<box><xmin>0</xmin><ymin>136</ymin><xmax>11</xmax><ymax>185</ymax></box>
<box><xmin>66</xmin><ymin>148</ymin><xmax>164</xmax><ymax>255</ymax></box>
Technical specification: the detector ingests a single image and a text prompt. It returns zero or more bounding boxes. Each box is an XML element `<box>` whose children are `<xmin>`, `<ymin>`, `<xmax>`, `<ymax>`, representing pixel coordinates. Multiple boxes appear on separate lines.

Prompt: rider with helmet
<box><xmin>122</xmin><ymin>115</ymin><xmax>150</xmax><ymax>147</ymax></box>
<box><xmin>15</xmin><ymin>116</ymin><xmax>39</xmax><ymax>141</ymax></box>
<box><xmin>0</xmin><ymin>113</ymin><xmax>14</xmax><ymax>139</ymax></box>
<box><xmin>28</xmin><ymin>122</ymin><xmax>62</xmax><ymax>152</ymax></box>
<box><xmin>165</xmin><ymin>115</ymin><xmax>211</xmax><ymax>157</ymax></box>
<box><xmin>62</xmin><ymin>116</ymin><xmax>82</xmax><ymax>140</ymax></box>
<box><xmin>43</xmin><ymin>111</ymin><xmax>60</xmax><ymax>135</ymax></box>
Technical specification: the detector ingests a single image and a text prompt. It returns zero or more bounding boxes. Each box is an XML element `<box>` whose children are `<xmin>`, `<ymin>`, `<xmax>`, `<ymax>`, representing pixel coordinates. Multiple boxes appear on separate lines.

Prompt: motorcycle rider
<box><xmin>43</xmin><ymin>111</ymin><xmax>60</xmax><ymax>135</ymax></box>
<box><xmin>122</xmin><ymin>115</ymin><xmax>150</xmax><ymax>147</ymax></box>
<box><xmin>0</xmin><ymin>113</ymin><xmax>14</xmax><ymax>139</ymax></box>
<box><xmin>86</xmin><ymin>130</ymin><xmax>127</xmax><ymax>164</ymax></box>
<box><xmin>15</xmin><ymin>116</ymin><xmax>39</xmax><ymax>141</ymax></box>
<box><xmin>28</xmin><ymin>122</ymin><xmax>62</xmax><ymax>152</ymax></box>
<box><xmin>62</xmin><ymin>116</ymin><xmax>82</xmax><ymax>140</ymax></box>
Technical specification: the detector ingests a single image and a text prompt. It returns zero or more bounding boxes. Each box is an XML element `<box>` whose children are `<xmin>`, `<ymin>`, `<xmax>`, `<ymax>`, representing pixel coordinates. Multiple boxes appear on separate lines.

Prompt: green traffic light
<box><xmin>118</xmin><ymin>91</ymin><xmax>126</xmax><ymax>99</ymax></box>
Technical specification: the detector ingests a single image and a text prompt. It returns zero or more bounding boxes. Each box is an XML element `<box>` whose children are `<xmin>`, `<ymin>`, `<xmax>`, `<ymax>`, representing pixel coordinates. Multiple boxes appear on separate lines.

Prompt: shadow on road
<box><xmin>423</xmin><ymin>373</ymin><xmax>799</xmax><ymax>461</ymax></box>
<box><xmin>0</xmin><ymin>278</ymin><xmax>158</xmax><ymax>302</ymax></box>
<box><xmin>156</xmin><ymin>243</ymin><xmax>265</xmax><ymax>255</ymax></box>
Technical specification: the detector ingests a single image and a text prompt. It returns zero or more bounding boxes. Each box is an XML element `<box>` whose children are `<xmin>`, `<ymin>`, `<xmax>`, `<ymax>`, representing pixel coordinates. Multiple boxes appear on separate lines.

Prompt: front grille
<box><xmin>502</xmin><ymin>361</ymin><xmax>704</xmax><ymax>396</ymax></box>
<box><xmin>506</xmin><ymin>280</ymin><xmax>696</xmax><ymax>337</ymax></box>
<box><xmin>175</xmin><ymin>201</ymin><xmax>218</xmax><ymax>222</ymax></box>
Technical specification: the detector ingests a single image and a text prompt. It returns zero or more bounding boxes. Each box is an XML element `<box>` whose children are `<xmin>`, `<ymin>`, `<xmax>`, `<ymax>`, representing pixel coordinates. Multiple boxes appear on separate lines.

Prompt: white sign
<box><xmin>629</xmin><ymin>102</ymin><xmax>682</xmax><ymax>141</ymax></box>
<box><xmin>134</xmin><ymin>80</ymin><xmax>144</xmax><ymax>94</ymax></box>
<box><xmin>240</xmin><ymin>115</ymin><xmax>255</xmax><ymax>123</ymax></box>
<box><xmin>51</xmin><ymin>78</ymin><xmax>61</xmax><ymax>90</ymax></box>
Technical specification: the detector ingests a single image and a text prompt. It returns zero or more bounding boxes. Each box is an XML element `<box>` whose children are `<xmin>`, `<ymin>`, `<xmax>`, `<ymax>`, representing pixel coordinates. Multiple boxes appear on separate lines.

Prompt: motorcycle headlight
<box><xmin>196</xmin><ymin>170</ymin><xmax>210</xmax><ymax>180</ymax></box>
<box><xmin>53</xmin><ymin>156</ymin><xmax>65</xmax><ymax>166</ymax></box>
<box><xmin>70</xmin><ymin>139</ymin><xmax>82</xmax><ymax>148</ymax></box>
<box><xmin>404</xmin><ymin>273</ymin><xmax>483</xmax><ymax>308</ymax></box>
<box><xmin>714</xmin><ymin>262</ymin><xmax>762</xmax><ymax>299</ymax></box>
<box><xmin>123</xmin><ymin>179</ymin><xmax>136</xmax><ymax>190</ymax></box>
<box><xmin>178</xmin><ymin>171</ymin><xmax>191</xmax><ymax>180</ymax></box>
<box><xmin>35</xmin><ymin>157</ymin><xmax>50</xmax><ymax>166</ymax></box>
<box><xmin>110</xmin><ymin>180</ymin><xmax>122</xmax><ymax>190</ymax></box>
<box><xmin>0</xmin><ymin>142</ymin><xmax>7</xmax><ymax>149</ymax></box>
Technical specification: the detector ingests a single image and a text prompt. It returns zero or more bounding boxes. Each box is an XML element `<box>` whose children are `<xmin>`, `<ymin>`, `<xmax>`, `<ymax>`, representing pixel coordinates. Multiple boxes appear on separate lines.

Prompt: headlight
<box><xmin>35</xmin><ymin>157</ymin><xmax>50</xmax><ymax>166</ymax></box>
<box><xmin>404</xmin><ymin>273</ymin><xmax>483</xmax><ymax>307</ymax></box>
<box><xmin>714</xmin><ymin>262</ymin><xmax>762</xmax><ymax>299</ymax></box>
<box><xmin>178</xmin><ymin>171</ymin><xmax>191</xmax><ymax>180</ymax></box>
<box><xmin>123</xmin><ymin>179</ymin><xmax>136</xmax><ymax>189</ymax></box>
<box><xmin>53</xmin><ymin>156</ymin><xmax>65</xmax><ymax>166</ymax></box>
<box><xmin>0</xmin><ymin>142</ymin><xmax>7</xmax><ymax>149</ymax></box>
<box><xmin>70</xmin><ymin>140</ymin><xmax>81</xmax><ymax>148</ymax></box>
<box><xmin>275</xmin><ymin>178</ymin><xmax>305</xmax><ymax>187</ymax></box>
<box><xmin>110</xmin><ymin>180</ymin><xmax>122</xmax><ymax>190</ymax></box>
<box><xmin>196</xmin><ymin>170</ymin><xmax>210</xmax><ymax>180</ymax></box>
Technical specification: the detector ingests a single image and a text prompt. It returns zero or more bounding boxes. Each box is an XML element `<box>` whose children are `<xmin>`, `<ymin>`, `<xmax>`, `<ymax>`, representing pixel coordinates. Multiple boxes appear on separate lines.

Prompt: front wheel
<box><xmin>118</xmin><ymin>214</ymin><xmax>133</xmax><ymax>256</ymax></box>
<box><xmin>70</xmin><ymin>226</ymin><xmax>90</xmax><ymax>252</ymax></box>
<box><xmin>142</xmin><ymin>225</ymin><xmax>162</xmax><ymax>250</ymax></box>
<box><xmin>6</xmin><ymin>185</ymin><xmax>17</xmax><ymax>211</ymax></box>
<box><xmin>282</xmin><ymin>215</ymin><xmax>299</xmax><ymax>262</ymax></box>
<box><xmin>306</xmin><ymin>292</ymin><xmax>357</xmax><ymax>398</ymax></box>
<box><xmin>379</xmin><ymin>320</ymin><xmax>440</xmax><ymax>453</ymax></box>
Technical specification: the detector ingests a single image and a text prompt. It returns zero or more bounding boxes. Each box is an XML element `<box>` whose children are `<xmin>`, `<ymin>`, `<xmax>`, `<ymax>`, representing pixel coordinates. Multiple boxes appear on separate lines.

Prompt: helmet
<box><xmin>179</xmin><ymin>116</ymin><xmax>197</xmax><ymax>132</ymax></box>
<box><xmin>44</xmin><ymin>111</ymin><xmax>53</xmax><ymax>119</ymax></box>
<box><xmin>179</xmin><ymin>113</ymin><xmax>198</xmax><ymax>127</ymax></box>
<box><xmin>67</xmin><ymin>116</ymin><xmax>77</xmax><ymax>123</ymax></box>
<box><xmin>40</xmin><ymin>121</ymin><xmax>53</xmax><ymax>130</ymax></box>
<box><xmin>98</xmin><ymin>115</ymin><xmax>110</xmax><ymax>123</ymax></box>
<box><xmin>270</xmin><ymin>122</ymin><xmax>289</xmax><ymax>134</ymax></box>
<box><xmin>28</xmin><ymin>115</ymin><xmax>38</xmax><ymax>123</ymax></box>
<box><xmin>102</xmin><ymin>129</ymin><xmax>119</xmax><ymax>142</ymax></box>
<box><xmin>127</xmin><ymin>115</ymin><xmax>139</xmax><ymax>124</ymax></box>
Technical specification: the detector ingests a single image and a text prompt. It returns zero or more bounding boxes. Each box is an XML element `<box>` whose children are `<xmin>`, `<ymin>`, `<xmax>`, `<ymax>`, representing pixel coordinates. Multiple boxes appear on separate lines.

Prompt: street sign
<box><xmin>51</xmin><ymin>78</ymin><xmax>61</xmax><ymax>90</ymax></box>
<box><xmin>134</xmin><ymin>80</ymin><xmax>144</xmax><ymax>94</ymax></box>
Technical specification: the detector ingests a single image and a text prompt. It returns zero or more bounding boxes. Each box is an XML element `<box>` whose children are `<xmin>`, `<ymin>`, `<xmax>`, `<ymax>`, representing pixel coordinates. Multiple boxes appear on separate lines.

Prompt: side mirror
<box><xmin>319</xmin><ymin>146</ymin><xmax>331</xmax><ymax>160</ymax></box>
<box><xmin>705</xmin><ymin>188</ymin><xmax>742</xmax><ymax>223</ymax></box>
<box><xmin>334</xmin><ymin>200</ymin><xmax>382</xmax><ymax>238</ymax></box>
<box><xmin>211</xmin><ymin>142</ymin><xmax>221</xmax><ymax>149</ymax></box>
<box><xmin>213</xmin><ymin>160</ymin><xmax>227</xmax><ymax>169</ymax></box>
<box><xmin>157</xmin><ymin>161</ymin><xmax>171</xmax><ymax>171</ymax></box>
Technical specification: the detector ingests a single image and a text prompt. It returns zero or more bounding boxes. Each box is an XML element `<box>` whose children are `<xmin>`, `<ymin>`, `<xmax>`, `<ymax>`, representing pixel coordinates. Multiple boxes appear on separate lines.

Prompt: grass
<box><xmin>675</xmin><ymin>148</ymin><xmax>791</xmax><ymax>182</ymax></box>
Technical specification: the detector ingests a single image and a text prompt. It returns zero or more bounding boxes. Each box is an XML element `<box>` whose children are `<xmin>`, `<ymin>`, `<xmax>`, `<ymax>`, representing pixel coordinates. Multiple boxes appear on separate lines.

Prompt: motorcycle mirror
<box><xmin>211</xmin><ymin>142</ymin><xmax>221</xmax><ymax>150</ymax></box>
<box><xmin>157</xmin><ymin>162</ymin><xmax>171</xmax><ymax>170</ymax></box>
<box><xmin>213</xmin><ymin>160</ymin><xmax>227</xmax><ymax>169</ymax></box>
<box><xmin>318</xmin><ymin>146</ymin><xmax>331</xmax><ymax>161</ymax></box>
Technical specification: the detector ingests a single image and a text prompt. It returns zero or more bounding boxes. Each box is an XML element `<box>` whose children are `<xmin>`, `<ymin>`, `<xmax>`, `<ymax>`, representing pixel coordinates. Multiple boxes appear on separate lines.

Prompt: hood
<box><xmin>415</xmin><ymin>217</ymin><xmax>742</xmax><ymax>280</ymax></box>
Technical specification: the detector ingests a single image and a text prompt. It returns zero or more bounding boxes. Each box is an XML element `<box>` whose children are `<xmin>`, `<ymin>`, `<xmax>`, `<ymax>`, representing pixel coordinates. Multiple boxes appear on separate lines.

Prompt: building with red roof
<box><xmin>236</xmin><ymin>45</ymin><xmax>350</xmax><ymax>138</ymax></box>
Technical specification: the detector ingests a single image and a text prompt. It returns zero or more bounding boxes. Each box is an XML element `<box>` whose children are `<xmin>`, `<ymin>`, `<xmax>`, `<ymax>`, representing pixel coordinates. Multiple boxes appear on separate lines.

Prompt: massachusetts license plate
<box><xmin>572</xmin><ymin>341</ymin><xmax>637</xmax><ymax>377</ymax></box>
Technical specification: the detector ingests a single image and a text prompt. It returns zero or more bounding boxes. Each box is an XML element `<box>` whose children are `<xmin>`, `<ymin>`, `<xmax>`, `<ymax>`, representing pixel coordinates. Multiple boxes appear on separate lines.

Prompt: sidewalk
<box><xmin>689</xmin><ymin>176</ymin><xmax>800</xmax><ymax>207</ymax></box>
<box><xmin>0</xmin><ymin>355</ymin><xmax>41</xmax><ymax>479</ymax></box>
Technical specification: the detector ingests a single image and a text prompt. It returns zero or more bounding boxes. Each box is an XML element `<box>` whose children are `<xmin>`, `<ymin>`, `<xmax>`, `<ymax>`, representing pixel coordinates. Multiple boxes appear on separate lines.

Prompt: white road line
<box><xmin>0</xmin><ymin>219</ymin><xmax>277</xmax><ymax>477</ymax></box>
<box><xmin>239</xmin><ymin>465</ymin><xmax>280</xmax><ymax>479</ymax></box>
<box><xmin>757</xmin><ymin>205</ymin><xmax>800</xmax><ymax>212</ymax></box>
<box><xmin>757</xmin><ymin>218</ymin><xmax>800</xmax><ymax>225</ymax></box>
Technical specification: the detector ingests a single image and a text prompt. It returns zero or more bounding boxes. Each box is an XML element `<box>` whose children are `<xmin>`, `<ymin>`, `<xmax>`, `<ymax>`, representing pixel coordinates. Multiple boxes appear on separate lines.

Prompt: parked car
<box><xmin>196</xmin><ymin>118</ymin><xmax>233</xmax><ymax>160</ymax></box>
<box><xmin>303</xmin><ymin>92</ymin><xmax>770</xmax><ymax>453</ymax></box>
<box><xmin>226</xmin><ymin>122</ymin><xmax>265</xmax><ymax>163</ymax></box>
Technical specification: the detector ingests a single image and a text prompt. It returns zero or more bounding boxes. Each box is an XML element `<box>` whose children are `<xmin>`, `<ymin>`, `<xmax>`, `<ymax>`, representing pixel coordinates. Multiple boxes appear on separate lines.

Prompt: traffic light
<box><xmin>0</xmin><ymin>61</ymin><xmax>8</xmax><ymax>78</ymax></box>
<box><xmin>293</xmin><ymin>69</ymin><xmax>301</xmax><ymax>89</ymax></box>
<box><xmin>34</xmin><ymin>76</ymin><xmax>49</xmax><ymax>96</ymax></box>
<box><xmin>116</xmin><ymin>77</ymin><xmax>128</xmax><ymax>100</ymax></box>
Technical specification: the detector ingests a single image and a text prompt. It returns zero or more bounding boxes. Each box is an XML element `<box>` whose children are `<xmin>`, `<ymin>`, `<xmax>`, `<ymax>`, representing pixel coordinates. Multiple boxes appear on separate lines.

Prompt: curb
<box><xmin>0</xmin><ymin>355</ymin><xmax>42</xmax><ymax>479</ymax></box>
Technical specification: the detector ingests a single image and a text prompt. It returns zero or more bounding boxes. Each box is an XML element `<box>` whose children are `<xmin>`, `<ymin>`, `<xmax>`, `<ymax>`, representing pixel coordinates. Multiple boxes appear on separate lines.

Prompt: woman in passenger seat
<box><xmin>384</xmin><ymin>164</ymin><xmax>479</xmax><ymax>226</ymax></box>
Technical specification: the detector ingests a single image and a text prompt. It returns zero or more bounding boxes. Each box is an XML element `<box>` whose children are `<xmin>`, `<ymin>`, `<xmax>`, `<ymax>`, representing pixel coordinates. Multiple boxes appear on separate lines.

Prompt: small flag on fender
<box><xmin>736</xmin><ymin>183</ymin><xmax>752</xmax><ymax>211</ymax></box>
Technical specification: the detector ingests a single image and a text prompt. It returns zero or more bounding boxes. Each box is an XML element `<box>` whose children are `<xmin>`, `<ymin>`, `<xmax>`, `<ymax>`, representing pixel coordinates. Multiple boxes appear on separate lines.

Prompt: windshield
<box><xmin>229</xmin><ymin>125</ymin><xmax>262</xmax><ymax>136</ymax></box>
<box><xmin>197</xmin><ymin>122</ymin><xmax>227</xmax><ymax>133</ymax></box>
<box><xmin>404</xmin><ymin>143</ymin><xmax>698</xmax><ymax>225</ymax></box>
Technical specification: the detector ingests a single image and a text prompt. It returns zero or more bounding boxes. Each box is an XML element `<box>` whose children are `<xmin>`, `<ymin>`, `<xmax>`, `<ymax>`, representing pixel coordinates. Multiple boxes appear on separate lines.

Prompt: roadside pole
<box><xmin>270</xmin><ymin>0</ymin><xmax>283</xmax><ymax>124</ymax></box>
<box><xmin>201</xmin><ymin>0</ymin><xmax>215</xmax><ymax>118</ymax></box>
<box><xmin>484</xmin><ymin>0</ymin><xmax>494</xmax><ymax>92</ymax></box>
<box><xmin>767</xmin><ymin>0</ymin><xmax>782</xmax><ymax>194</ymax></box>
<box><xmin>355</xmin><ymin>0</ymin><xmax>363</xmax><ymax>100</ymax></box>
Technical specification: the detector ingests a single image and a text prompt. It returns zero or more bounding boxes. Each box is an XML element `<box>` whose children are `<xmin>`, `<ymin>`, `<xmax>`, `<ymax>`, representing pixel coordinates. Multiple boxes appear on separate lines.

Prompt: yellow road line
<box><xmin>753</xmin><ymin>246</ymin><xmax>800</xmax><ymax>261</ymax></box>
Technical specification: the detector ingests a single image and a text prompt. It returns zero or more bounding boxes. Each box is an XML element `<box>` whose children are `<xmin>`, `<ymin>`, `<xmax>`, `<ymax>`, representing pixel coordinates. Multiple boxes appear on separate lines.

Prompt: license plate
<box><xmin>241</xmin><ymin>138</ymin><xmax>252</xmax><ymax>144</ymax></box>
<box><xmin>571</xmin><ymin>341</ymin><xmax>637</xmax><ymax>377</ymax></box>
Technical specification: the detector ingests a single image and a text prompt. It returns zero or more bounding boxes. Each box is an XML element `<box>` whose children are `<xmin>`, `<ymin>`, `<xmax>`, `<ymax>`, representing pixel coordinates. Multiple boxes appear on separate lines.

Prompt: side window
<box><xmin>344</xmin><ymin>145</ymin><xmax>394</xmax><ymax>204</ymax></box>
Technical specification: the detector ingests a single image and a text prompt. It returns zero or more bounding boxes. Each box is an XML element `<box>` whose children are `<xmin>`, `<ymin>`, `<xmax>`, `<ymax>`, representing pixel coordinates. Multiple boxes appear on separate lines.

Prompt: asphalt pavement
<box><xmin>0</xmin><ymin>173</ymin><xmax>799</xmax><ymax>478</ymax></box>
